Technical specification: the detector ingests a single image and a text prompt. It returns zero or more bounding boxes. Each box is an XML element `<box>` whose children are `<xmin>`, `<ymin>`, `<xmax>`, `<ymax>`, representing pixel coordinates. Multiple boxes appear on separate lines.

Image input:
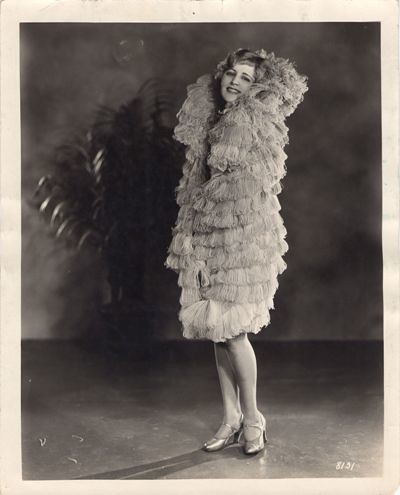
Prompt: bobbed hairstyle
<box><xmin>212</xmin><ymin>47</ymin><xmax>309</xmax><ymax>117</ymax></box>
<box><xmin>214</xmin><ymin>48</ymin><xmax>269</xmax><ymax>82</ymax></box>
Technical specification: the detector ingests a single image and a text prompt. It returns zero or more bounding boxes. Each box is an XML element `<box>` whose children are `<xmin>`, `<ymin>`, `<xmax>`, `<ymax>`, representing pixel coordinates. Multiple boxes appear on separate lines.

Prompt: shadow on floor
<box><xmin>74</xmin><ymin>445</ymin><xmax>249</xmax><ymax>479</ymax></box>
<box><xmin>22</xmin><ymin>339</ymin><xmax>384</xmax><ymax>480</ymax></box>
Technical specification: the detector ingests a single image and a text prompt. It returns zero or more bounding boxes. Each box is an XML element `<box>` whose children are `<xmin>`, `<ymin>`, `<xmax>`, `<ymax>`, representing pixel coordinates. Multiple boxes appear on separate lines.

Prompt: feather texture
<box><xmin>165</xmin><ymin>62</ymin><xmax>308</xmax><ymax>342</ymax></box>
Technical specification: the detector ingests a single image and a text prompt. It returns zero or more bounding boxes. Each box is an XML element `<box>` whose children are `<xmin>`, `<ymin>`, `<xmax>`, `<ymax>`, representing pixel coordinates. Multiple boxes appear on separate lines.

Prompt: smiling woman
<box><xmin>220</xmin><ymin>63</ymin><xmax>256</xmax><ymax>103</ymax></box>
<box><xmin>17</xmin><ymin>19</ymin><xmax>386</xmax><ymax>481</ymax></box>
<box><xmin>165</xmin><ymin>47</ymin><xmax>308</xmax><ymax>455</ymax></box>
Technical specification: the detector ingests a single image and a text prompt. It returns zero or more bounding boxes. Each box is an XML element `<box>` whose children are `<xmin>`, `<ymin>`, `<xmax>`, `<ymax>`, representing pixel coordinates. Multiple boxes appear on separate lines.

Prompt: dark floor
<box><xmin>21</xmin><ymin>339</ymin><xmax>383</xmax><ymax>480</ymax></box>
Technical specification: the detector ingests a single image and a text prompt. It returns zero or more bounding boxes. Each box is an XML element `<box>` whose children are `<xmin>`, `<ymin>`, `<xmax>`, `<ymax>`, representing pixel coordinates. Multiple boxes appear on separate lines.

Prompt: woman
<box><xmin>165</xmin><ymin>48</ymin><xmax>308</xmax><ymax>454</ymax></box>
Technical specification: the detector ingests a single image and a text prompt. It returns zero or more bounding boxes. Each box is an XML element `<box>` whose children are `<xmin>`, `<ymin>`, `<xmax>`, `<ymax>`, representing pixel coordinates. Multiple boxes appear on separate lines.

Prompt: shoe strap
<box><xmin>221</xmin><ymin>413</ymin><xmax>244</xmax><ymax>433</ymax></box>
<box><xmin>243</xmin><ymin>423</ymin><xmax>263</xmax><ymax>432</ymax></box>
<box><xmin>221</xmin><ymin>422</ymin><xmax>240</xmax><ymax>433</ymax></box>
<box><xmin>243</xmin><ymin>414</ymin><xmax>265</xmax><ymax>431</ymax></box>
<box><xmin>209</xmin><ymin>422</ymin><xmax>239</xmax><ymax>442</ymax></box>
<box><xmin>220</xmin><ymin>423</ymin><xmax>235</xmax><ymax>434</ymax></box>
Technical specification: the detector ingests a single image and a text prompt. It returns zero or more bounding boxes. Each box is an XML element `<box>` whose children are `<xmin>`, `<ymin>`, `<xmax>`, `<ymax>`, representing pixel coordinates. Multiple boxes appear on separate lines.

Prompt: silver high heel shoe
<box><xmin>242</xmin><ymin>412</ymin><xmax>267</xmax><ymax>455</ymax></box>
<box><xmin>203</xmin><ymin>413</ymin><xmax>244</xmax><ymax>452</ymax></box>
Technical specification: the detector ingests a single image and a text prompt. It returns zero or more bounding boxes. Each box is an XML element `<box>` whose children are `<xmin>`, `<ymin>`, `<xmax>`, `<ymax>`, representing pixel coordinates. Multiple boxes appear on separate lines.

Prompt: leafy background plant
<box><xmin>31</xmin><ymin>78</ymin><xmax>184</xmax><ymax>352</ymax></box>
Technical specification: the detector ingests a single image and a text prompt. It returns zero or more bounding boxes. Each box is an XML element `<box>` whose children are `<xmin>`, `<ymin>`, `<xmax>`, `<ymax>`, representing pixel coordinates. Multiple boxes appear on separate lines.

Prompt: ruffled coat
<box><xmin>165</xmin><ymin>54</ymin><xmax>308</xmax><ymax>343</ymax></box>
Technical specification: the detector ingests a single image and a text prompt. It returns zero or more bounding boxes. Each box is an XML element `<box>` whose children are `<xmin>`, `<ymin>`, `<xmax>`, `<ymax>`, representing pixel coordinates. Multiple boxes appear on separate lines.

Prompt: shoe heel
<box><xmin>234</xmin><ymin>429</ymin><xmax>243</xmax><ymax>443</ymax></box>
<box><xmin>261</xmin><ymin>414</ymin><xmax>267</xmax><ymax>443</ymax></box>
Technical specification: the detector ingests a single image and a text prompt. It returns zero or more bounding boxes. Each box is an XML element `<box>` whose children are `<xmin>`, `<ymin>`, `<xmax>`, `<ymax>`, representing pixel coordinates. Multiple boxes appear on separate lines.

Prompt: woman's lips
<box><xmin>226</xmin><ymin>87</ymin><xmax>241</xmax><ymax>94</ymax></box>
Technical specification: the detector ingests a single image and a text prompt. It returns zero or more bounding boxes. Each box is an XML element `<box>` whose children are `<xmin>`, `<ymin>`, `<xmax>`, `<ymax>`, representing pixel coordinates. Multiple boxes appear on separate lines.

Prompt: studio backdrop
<box><xmin>21</xmin><ymin>22</ymin><xmax>382</xmax><ymax>343</ymax></box>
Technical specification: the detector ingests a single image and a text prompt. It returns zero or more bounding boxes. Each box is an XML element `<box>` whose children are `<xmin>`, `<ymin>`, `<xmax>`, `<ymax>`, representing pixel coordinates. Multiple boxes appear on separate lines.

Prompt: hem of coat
<box><xmin>178</xmin><ymin>298</ymin><xmax>271</xmax><ymax>343</ymax></box>
<box><xmin>181</xmin><ymin>324</ymin><xmax>265</xmax><ymax>343</ymax></box>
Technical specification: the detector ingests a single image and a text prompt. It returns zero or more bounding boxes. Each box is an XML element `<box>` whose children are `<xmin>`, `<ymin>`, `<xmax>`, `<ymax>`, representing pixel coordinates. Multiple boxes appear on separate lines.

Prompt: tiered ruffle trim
<box><xmin>165</xmin><ymin>69</ymin><xmax>308</xmax><ymax>343</ymax></box>
<box><xmin>179</xmin><ymin>299</ymin><xmax>271</xmax><ymax>343</ymax></box>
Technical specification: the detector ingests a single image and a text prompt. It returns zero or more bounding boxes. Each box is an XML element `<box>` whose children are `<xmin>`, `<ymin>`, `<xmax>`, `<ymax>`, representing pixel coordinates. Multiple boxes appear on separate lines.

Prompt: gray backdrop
<box><xmin>21</xmin><ymin>22</ymin><xmax>382</xmax><ymax>341</ymax></box>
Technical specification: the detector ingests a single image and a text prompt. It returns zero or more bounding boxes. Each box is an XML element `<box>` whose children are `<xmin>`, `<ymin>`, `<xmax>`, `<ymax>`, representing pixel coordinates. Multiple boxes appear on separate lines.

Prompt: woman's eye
<box><xmin>242</xmin><ymin>76</ymin><xmax>251</xmax><ymax>82</ymax></box>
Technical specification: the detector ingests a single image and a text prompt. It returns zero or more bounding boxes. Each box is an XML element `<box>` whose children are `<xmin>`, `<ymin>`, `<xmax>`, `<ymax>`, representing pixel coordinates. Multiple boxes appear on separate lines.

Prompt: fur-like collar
<box><xmin>173</xmin><ymin>67</ymin><xmax>308</xmax><ymax>153</ymax></box>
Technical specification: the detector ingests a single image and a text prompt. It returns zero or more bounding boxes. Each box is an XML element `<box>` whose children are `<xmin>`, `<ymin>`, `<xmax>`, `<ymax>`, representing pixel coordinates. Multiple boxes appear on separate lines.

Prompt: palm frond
<box><xmin>32</xmin><ymin>76</ymin><xmax>184</xmax><ymax>305</ymax></box>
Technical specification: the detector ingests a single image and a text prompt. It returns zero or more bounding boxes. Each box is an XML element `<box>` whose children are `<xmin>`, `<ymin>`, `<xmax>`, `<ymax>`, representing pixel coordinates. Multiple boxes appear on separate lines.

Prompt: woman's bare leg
<box><xmin>214</xmin><ymin>342</ymin><xmax>242</xmax><ymax>426</ymax></box>
<box><xmin>225</xmin><ymin>333</ymin><xmax>261</xmax><ymax>440</ymax></box>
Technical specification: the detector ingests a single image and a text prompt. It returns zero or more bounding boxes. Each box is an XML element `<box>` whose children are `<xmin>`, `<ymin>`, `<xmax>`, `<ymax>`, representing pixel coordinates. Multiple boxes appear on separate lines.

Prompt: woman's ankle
<box><xmin>223</xmin><ymin>409</ymin><xmax>243</xmax><ymax>427</ymax></box>
<box><xmin>243</xmin><ymin>410</ymin><xmax>262</xmax><ymax>425</ymax></box>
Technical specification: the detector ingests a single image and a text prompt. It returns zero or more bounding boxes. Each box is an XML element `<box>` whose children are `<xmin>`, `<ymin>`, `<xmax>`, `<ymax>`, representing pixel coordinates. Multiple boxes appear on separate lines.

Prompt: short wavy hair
<box><xmin>214</xmin><ymin>48</ymin><xmax>268</xmax><ymax>82</ymax></box>
<box><xmin>213</xmin><ymin>47</ymin><xmax>309</xmax><ymax>117</ymax></box>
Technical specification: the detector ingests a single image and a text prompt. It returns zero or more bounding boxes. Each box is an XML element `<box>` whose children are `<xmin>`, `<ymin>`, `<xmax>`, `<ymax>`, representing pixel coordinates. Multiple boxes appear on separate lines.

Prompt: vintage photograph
<box><xmin>0</xmin><ymin>1</ymin><xmax>399</xmax><ymax>493</ymax></box>
<box><xmin>20</xmin><ymin>21</ymin><xmax>383</xmax><ymax>480</ymax></box>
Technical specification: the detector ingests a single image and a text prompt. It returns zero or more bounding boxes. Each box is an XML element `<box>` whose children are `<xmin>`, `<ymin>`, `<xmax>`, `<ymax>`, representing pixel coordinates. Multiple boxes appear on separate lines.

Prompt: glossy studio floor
<box><xmin>21</xmin><ymin>339</ymin><xmax>383</xmax><ymax>480</ymax></box>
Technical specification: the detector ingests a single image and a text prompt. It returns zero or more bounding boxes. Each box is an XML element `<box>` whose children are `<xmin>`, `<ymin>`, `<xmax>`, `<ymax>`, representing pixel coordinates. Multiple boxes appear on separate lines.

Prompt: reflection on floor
<box><xmin>22</xmin><ymin>339</ymin><xmax>383</xmax><ymax>479</ymax></box>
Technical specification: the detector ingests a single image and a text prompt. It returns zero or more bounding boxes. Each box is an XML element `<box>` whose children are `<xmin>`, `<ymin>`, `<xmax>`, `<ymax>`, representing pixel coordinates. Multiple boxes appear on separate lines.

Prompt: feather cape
<box><xmin>165</xmin><ymin>57</ymin><xmax>308</xmax><ymax>342</ymax></box>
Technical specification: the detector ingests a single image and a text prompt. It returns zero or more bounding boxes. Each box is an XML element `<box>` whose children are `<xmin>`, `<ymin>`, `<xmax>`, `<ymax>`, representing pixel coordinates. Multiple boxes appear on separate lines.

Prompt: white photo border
<box><xmin>1</xmin><ymin>1</ymin><xmax>399</xmax><ymax>494</ymax></box>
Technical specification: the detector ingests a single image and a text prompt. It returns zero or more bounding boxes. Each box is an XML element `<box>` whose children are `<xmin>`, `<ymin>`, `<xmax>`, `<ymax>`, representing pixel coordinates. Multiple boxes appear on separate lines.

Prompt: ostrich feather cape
<box><xmin>165</xmin><ymin>54</ymin><xmax>308</xmax><ymax>342</ymax></box>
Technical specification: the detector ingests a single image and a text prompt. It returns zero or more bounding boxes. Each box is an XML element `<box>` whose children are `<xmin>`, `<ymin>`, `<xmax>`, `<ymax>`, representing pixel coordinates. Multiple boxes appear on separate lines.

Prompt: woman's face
<box><xmin>220</xmin><ymin>62</ymin><xmax>256</xmax><ymax>103</ymax></box>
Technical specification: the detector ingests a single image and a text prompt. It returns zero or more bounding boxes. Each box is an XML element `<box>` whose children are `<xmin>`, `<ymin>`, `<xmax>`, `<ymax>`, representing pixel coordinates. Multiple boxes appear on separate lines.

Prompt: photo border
<box><xmin>1</xmin><ymin>1</ymin><xmax>399</xmax><ymax>494</ymax></box>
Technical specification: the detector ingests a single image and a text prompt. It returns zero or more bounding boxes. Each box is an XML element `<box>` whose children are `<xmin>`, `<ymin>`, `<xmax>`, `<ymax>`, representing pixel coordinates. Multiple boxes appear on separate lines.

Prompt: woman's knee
<box><xmin>225</xmin><ymin>333</ymin><xmax>247</xmax><ymax>353</ymax></box>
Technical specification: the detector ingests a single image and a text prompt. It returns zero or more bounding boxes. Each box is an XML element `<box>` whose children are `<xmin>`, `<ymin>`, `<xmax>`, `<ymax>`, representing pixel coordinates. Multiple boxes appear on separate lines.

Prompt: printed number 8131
<box><xmin>336</xmin><ymin>462</ymin><xmax>356</xmax><ymax>471</ymax></box>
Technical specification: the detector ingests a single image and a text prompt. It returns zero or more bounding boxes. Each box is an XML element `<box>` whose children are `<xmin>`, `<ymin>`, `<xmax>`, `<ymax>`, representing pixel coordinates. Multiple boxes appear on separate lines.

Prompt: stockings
<box><xmin>214</xmin><ymin>334</ymin><xmax>261</xmax><ymax>439</ymax></box>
